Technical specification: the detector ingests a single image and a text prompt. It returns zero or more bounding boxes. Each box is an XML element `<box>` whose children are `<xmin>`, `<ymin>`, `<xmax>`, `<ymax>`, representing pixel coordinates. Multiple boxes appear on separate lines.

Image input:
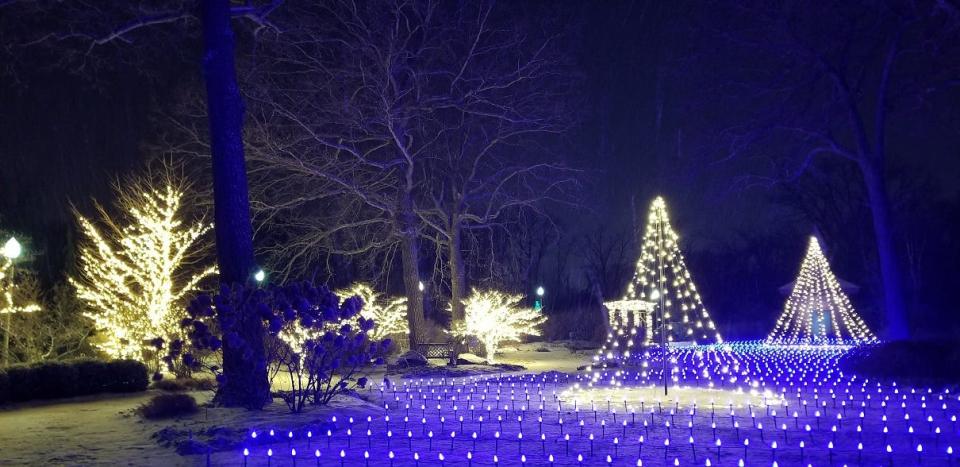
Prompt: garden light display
<box><xmin>336</xmin><ymin>282</ymin><xmax>409</xmax><ymax>340</ymax></box>
<box><xmin>227</xmin><ymin>341</ymin><xmax>958</xmax><ymax>465</ymax></box>
<box><xmin>598</xmin><ymin>197</ymin><xmax>721</xmax><ymax>370</ymax></box>
<box><xmin>767</xmin><ymin>236</ymin><xmax>877</xmax><ymax>345</ymax></box>
<box><xmin>70</xmin><ymin>178</ymin><xmax>216</xmax><ymax>360</ymax></box>
<box><xmin>452</xmin><ymin>289</ymin><xmax>546</xmax><ymax>364</ymax></box>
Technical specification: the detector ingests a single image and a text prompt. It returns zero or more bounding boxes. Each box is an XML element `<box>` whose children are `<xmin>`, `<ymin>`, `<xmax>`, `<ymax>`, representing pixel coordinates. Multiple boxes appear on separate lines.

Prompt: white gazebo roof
<box><xmin>603</xmin><ymin>299</ymin><xmax>656</xmax><ymax>312</ymax></box>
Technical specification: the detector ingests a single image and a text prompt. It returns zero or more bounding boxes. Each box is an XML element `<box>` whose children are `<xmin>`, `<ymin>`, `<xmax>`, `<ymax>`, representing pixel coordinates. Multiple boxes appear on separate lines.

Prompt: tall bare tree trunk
<box><xmin>200</xmin><ymin>0</ymin><xmax>269</xmax><ymax>408</ymax></box>
<box><xmin>860</xmin><ymin>158</ymin><xmax>909</xmax><ymax>340</ymax></box>
<box><xmin>399</xmin><ymin>189</ymin><xmax>427</xmax><ymax>350</ymax></box>
<box><xmin>448</xmin><ymin>221</ymin><xmax>466</xmax><ymax>323</ymax></box>
<box><xmin>447</xmin><ymin>222</ymin><xmax>467</xmax><ymax>364</ymax></box>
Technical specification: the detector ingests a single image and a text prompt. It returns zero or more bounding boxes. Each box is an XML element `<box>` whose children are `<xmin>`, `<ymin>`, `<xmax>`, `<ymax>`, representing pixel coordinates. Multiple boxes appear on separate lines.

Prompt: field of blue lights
<box><xmin>219</xmin><ymin>341</ymin><xmax>958</xmax><ymax>466</ymax></box>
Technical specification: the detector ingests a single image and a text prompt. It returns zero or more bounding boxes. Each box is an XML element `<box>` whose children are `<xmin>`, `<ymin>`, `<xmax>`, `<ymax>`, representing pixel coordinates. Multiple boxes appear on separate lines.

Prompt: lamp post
<box><xmin>253</xmin><ymin>268</ymin><xmax>266</xmax><ymax>286</ymax></box>
<box><xmin>535</xmin><ymin>286</ymin><xmax>545</xmax><ymax>312</ymax></box>
<box><xmin>2</xmin><ymin>236</ymin><xmax>23</xmax><ymax>366</ymax></box>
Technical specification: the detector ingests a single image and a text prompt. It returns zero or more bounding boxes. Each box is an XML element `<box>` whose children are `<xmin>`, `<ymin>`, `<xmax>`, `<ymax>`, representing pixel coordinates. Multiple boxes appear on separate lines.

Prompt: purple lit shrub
<box><xmin>167</xmin><ymin>282</ymin><xmax>388</xmax><ymax>412</ymax></box>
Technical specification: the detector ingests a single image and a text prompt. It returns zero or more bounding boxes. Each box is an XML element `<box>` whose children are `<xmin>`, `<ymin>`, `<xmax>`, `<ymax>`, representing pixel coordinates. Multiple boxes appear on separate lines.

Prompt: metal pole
<box><xmin>658</xmin><ymin>216</ymin><xmax>668</xmax><ymax>396</ymax></box>
<box><xmin>2</xmin><ymin>261</ymin><xmax>11</xmax><ymax>367</ymax></box>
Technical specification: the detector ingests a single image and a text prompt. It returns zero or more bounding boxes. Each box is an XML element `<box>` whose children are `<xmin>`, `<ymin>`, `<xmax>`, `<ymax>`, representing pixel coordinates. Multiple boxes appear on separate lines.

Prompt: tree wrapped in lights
<box><xmin>2</xmin><ymin>238</ymin><xmax>41</xmax><ymax>365</ymax></box>
<box><xmin>451</xmin><ymin>289</ymin><xmax>546</xmax><ymax>364</ymax></box>
<box><xmin>597</xmin><ymin>197</ymin><xmax>721</xmax><ymax>364</ymax></box>
<box><xmin>336</xmin><ymin>283</ymin><xmax>407</xmax><ymax>341</ymax></box>
<box><xmin>767</xmin><ymin>236</ymin><xmax>877</xmax><ymax>344</ymax></box>
<box><xmin>70</xmin><ymin>170</ymin><xmax>216</xmax><ymax>361</ymax></box>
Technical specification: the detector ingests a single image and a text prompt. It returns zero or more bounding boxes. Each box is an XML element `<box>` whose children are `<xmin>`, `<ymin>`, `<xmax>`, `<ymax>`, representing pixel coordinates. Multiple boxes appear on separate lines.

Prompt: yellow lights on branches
<box><xmin>766</xmin><ymin>236</ymin><xmax>877</xmax><ymax>345</ymax></box>
<box><xmin>602</xmin><ymin>197</ymin><xmax>721</xmax><ymax>354</ymax></box>
<box><xmin>70</xmin><ymin>173</ymin><xmax>216</xmax><ymax>361</ymax></box>
<box><xmin>336</xmin><ymin>283</ymin><xmax>408</xmax><ymax>340</ymax></box>
<box><xmin>1</xmin><ymin>258</ymin><xmax>41</xmax><ymax>316</ymax></box>
<box><xmin>451</xmin><ymin>289</ymin><xmax>546</xmax><ymax>364</ymax></box>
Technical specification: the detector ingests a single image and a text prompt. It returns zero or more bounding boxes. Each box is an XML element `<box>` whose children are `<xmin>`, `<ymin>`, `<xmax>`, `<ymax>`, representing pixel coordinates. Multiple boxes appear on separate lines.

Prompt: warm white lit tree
<box><xmin>767</xmin><ymin>236</ymin><xmax>877</xmax><ymax>344</ymax></box>
<box><xmin>336</xmin><ymin>283</ymin><xmax>407</xmax><ymax>341</ymax></box>
<box><xmin>452</xmin><ymin>289</ymin><xmax>546</xmax><ymax>364</ymax></box>
<box><xmin>70</xmin><ymin>168</ymin><xmax>216</xmax><ymax>361</ymax></box>
<box><xmin>1</xmin><ymin>238</ymin><xmax>41</xmax><ymax>365</ymax></box>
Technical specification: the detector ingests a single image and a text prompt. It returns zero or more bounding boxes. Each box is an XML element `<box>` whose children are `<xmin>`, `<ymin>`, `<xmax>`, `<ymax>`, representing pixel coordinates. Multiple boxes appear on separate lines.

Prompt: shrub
<box><xmin>0</xmin><ymin>358</ymin><xmax>148</xmax><ymax>404</ymax></box>
<box><xmin>0</xmin><ymin>369</ymin><xmax>10</xmax><ymax>402</ymax></box>
<box><xmin>73</xmin><ymin>358</ymin><xmax>110</xmax><ymax>395</ymax></box>
<box><xmin>104</xmin><ymin>359</ymin><xmax>150</xmax><ymax>392</ymax></box>
<box><xmin>31</xmin><ymin>361</ymin><xmax>79</xmax><ymax>399</ymax></box>
<box><xmin>138</xmin><ymin>393</ymin><xmax>199</xmax><ymax>419</ymax></box>
<box><xmin>841</xmin><ymin>340</ymin><xmax>960</xmax><ymax>383</ymax></box>
<box><xmin>172</xmin><ymin>282</ymin><xmax>389</xmax><ymax>413</ymax></box>
<box><xmin>152</xmin><ymin>378</ymin><xmax>216</xmax><ymax>392</ymax></box>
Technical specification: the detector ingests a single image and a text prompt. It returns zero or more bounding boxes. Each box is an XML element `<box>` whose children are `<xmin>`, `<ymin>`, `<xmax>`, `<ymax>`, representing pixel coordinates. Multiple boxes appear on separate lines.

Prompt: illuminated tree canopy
<box><xmin>336</xmin><ymin>283</ymin><xmax>407</xmax><ymax>341</ymax></box>
<box><xmin>452</xmin><ymin>289</ymin><xmax>546</xmax><ymax>364</ymax></box>
<box><xmin>767</xmin><ymin>236</ymin><xmax>877</xmax><ymax>345</ymax></box>
<box><xmin>70</xmin><ymin>170</ymin><xmax>216</xmax><ymax>361</ymax></box>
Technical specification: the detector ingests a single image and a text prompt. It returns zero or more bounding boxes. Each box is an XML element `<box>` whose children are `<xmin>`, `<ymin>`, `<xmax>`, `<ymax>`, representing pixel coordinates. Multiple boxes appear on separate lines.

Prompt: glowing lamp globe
<box><xmin>2</xmin><ymin>237</ymin><xmax>21</xmax><ymax>259</ymax></box>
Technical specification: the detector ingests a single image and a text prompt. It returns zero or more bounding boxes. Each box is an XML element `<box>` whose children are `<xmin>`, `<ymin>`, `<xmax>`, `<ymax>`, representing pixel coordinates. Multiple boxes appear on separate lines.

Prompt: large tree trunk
<box><xmin>398</xmin><ymin>189</ymin><xmax>428</xmax><ymax>350</ymax></box>
<box><xmin>200</xmin><ymin>0</ymin><xmax>269</xmax><ymax>409</ymax></box>
<box><xmin>860</xmin><ymin>157</ymin><xmax>909</xmax><ymax>340</ymax></box>
<box><xmin>447</xmin><ymin>222</ymin><xmax>467</xmax><ymax>364</ymax></box>
<box><xmin>448</xmin><ymin>222</ymin><xmax>467</xmax><ymax>323</ymax></box>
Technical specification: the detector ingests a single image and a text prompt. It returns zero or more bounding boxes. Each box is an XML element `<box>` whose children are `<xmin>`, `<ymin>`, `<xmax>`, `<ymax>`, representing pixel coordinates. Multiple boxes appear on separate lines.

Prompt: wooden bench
<box><xmin>417</xmin><ymin>342</ymin><xmax>454</xmax><ymax>360</ymax></box>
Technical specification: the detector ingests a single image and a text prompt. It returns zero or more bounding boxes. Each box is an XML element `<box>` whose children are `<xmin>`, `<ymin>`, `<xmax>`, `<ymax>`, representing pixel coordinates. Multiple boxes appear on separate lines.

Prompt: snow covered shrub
<box><xmin>451</xmin><ymin>289</ymin><xmax>546</xmax><ymax>364</ymax></box>
<box><xmin>169</xmin><ymin>282</ymin><xmax>389</xmax><ymax>412</ymax></box>
<box><xmin>138</xmin><ymin>393</ymin><xmax>198</xmax><ymax>419</ymax></box>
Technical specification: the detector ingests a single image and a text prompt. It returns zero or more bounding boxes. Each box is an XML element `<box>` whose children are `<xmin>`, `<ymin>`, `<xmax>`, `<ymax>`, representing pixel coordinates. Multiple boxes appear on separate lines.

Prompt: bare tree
<box><xmin>231</xmin><ymin>0</ymin><xmax>577</xmax><ymax>347</ymax></box>
<box><xmin>579</xmin><ymin>226</ymin><xmax>635</xmax><ymax>301</ymax></box>
<box><xmin>3</xmin><ymin>0</ymin><xmax>285</xmax><ymax>408</ymax></box>
<box><xmin>674</xmin><ymin>0</ymin><xmax>960</xmax><ymax>339</ymax></box>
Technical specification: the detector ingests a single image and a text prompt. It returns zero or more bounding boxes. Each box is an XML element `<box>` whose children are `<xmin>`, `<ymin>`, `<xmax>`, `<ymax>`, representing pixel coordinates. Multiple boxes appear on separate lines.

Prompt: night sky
<box><xmin>1</xmin><ymin>1</ymin><xmax>958</xmax><ymax>339</ymax></box>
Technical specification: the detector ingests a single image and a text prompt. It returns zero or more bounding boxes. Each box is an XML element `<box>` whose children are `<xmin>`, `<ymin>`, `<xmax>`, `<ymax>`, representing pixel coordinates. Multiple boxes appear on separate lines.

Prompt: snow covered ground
<box><xmin>1</xmin><ymin>341</ymin><xmax>958</xmax><ymax>466</ymax></box>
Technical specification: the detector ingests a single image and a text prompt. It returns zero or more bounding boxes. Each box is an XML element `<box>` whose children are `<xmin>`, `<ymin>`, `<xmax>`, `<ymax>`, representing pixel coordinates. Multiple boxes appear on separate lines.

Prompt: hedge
<box><xmin>0</xmin><ymin>358</ymin><xmax>148</xmax><ymax>404</ymax></box>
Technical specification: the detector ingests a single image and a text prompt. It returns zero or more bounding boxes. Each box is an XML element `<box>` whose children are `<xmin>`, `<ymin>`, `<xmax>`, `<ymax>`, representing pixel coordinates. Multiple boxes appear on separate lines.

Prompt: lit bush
<box><xmin>452</xmin><ymin>289</ymin><xmax>546</xmax><ymax>364</ymax></box>
<box><xmin>170</xmin><ymin>282</ymin><xmax>389</xmax><ymax>413</ymax></box>
<box><xmin>336</xmin><ymin>283</ymin><xmax>407</xmax><ymax>340</ymax></box>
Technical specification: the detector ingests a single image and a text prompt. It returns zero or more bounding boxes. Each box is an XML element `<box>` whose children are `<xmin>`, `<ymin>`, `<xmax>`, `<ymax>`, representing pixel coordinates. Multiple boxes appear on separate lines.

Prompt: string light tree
<box><xmin>1</xmin><ymin>236</ymin><xmax>41</xmax><ymax>366</ymax></box>
<box><xmin>766</xmin><ymin>235</ymin><xmax>877</xmax><ymax>345</ymax></box>
<box><xmin>591</xmin><ymin>196</ymin><xmax>722</xmax><ymax>393</ymax></box>
<box><xmin>70</xmin><ymin>167</ymin><xmax>217</xmax><ymax>363</ymax></box>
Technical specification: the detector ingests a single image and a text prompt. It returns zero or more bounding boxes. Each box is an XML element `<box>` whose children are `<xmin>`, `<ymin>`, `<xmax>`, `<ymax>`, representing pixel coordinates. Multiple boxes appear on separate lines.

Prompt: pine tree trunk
<box><xmin>399</xmin><ymin>190</ymin><xmax>428</xmax><ymax>350</ymax></box>
<box><xmin>860</xmin><ymin>157</ymin><xmax>909</xmax><ymax>340</ymax></box>
<box><xmin>200</xmin><ymin>0</ymin><xmax>269</xmax><ymax>408</ymax></box>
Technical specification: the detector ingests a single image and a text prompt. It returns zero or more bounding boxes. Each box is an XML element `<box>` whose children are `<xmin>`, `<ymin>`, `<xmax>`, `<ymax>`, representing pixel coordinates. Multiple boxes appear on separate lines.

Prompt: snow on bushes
<box><xmin>167</xmin><ymin>282</ymin><xmax>389</xmax><ymax>412</ymax></box>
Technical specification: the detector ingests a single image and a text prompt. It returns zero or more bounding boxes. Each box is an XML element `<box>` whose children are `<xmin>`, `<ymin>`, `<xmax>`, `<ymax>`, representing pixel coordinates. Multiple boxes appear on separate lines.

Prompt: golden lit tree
<box><xmin>767</xmin><ymin>236</ymin><xmax>877</xmax><ymax>344</ymax></box>
<box><xmin>1</xmin><ymin>237</ymin><xmax>42</xmax><ymax>365</ymax></box>
<box><xmin>452</xmin><ymin>289</ymin><xmax>546</xmax><ymax>364</ymax></box>
<box><xmin>336</xmin><ymin>283</ymin><xmax>407</xmax><ymax>340</ymax></box>
<box><xmin>70</xmin><ymin>167</ymin><xmax>216</xmax><ymax>361</ymax></box>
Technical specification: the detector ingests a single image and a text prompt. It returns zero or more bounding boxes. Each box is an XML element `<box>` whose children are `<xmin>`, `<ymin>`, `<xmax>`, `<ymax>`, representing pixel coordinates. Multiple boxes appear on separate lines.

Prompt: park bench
<box><xmin>416</xmin><ymin>342</ymin><xmax>455</xmax><ymax>360</ymax></box>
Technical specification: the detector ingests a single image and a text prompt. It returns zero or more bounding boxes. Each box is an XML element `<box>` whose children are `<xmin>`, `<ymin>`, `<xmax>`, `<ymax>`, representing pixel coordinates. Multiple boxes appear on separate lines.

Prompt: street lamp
<box><xmin>418</xmin><ymin>281</ymin><xmax>425</xmax><ymax>292</ymax></box>
<box><xmin>253</xmin><ymin>268</ymin><xmax>266</xmax><ymax>284</ymax></box>
<box><xmin>1</xmin><ymin>237</ymin><xmax>21</xmax><ymax>260</ymax></box>
<box><xmin>2</xmin><ymin>236</ymin><xmax>23</xmax><ymax>366</ymax></box>
<box><xmin>534</xmin><ymin>286</ymin><xmax>545</xmax><ymax>312</ymax></box>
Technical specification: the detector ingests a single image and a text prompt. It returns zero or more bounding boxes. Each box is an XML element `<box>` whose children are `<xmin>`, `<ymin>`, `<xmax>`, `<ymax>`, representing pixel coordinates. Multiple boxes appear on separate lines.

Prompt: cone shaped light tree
<box><xmin>767</xmin><ymin>236</ymin><xmax>877</xmax><ymax>344</ymax></box>
<box><xmin>596</xmin><ymin>197</ymin><xmax>722</xmax><ymax>365</ymax></box>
